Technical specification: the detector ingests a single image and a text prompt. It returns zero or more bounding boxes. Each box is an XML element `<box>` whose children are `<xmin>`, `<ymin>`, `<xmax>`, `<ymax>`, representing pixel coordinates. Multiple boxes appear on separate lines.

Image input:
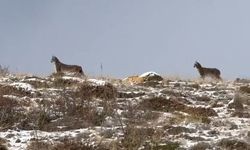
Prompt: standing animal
<box><xmin>194</xmin><ymin>61</ymin><xmax>221</xmax><ymax>80</ymax></box>
<box><xmin>51</xmin><ymin>56</ymin><xmax>84</xmax><ymax>75</ymax></box>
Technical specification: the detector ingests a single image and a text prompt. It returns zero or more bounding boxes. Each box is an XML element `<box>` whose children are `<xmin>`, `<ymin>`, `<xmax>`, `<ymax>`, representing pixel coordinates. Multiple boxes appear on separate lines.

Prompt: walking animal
<box><xmin>194</xmin><ymin>61</ymin><xmax>221</xmax><ymax>80</ymax></box>
<box><xmin>51</xmin><ymin>56</ymin><xmax>84</xmax><ymax>75</ymax></box>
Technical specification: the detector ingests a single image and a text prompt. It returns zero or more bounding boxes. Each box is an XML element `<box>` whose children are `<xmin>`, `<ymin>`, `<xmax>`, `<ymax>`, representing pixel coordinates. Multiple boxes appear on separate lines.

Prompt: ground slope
<box><xmin>0</xmin><ymin>74</ymin><xmax>249</xmax><ymax>150</ymax></box>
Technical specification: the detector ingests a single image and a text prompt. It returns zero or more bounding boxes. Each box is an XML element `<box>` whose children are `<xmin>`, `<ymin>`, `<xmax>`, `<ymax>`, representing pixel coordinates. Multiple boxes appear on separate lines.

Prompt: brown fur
<box><xmin>51</xmin><ymin>56</ymin><xmax>84</xmax><ymax>75</ymax></box>
<box><xmin>194</xmin><ymin>61</ymin><xmax>222</xmax><ymax>80</ymax></box>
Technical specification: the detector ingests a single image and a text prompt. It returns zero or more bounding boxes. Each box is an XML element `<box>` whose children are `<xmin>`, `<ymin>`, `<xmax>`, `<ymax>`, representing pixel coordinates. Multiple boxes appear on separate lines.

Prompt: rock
<box><xmin>5</xmin><ymin>134</ymin><xmax>15</xmax><ymax>139</ymax></box>
<box><xmin>139</xmin><ymin>72</ymin><xmax>163</xmax><ymax>82</ymax></box>
<box><xmin>229</xmin><ymin>124</ymin><xmax>238</xmax><ymax>130</ymax></box>
<box><xmin>123</xmin><ymin>72</ymin><xmax>163</xmax><ymax>85</ymax></box>
<box><xmin>122</xmin><ymin>75</ymin><xmax>144</xmax><ymax>85</ymax></box>
<box><xmin>15</xmin><ymin>139</ymin><xmax>21</xmax><ymax>143</ymax></box>
<box><xmin>247</xmin><ymin>131</ymin><xmax>250</xmax><ymax>137</ymax></box>
<box><xmin>228</xmin><ymin>94</ymin><xmax>244</xmax><ymax>110</ymax></box>
<box><xmin>207</xmin><ymin>130</ymin><xmax>219</xmax><ymax>137</ymax></box>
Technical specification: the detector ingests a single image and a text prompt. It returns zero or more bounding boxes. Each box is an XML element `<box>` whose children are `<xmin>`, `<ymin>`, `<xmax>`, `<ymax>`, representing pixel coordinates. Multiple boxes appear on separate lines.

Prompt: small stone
<box><xmin>247</xmin><ymin>131</ymin><xmax>250</xmax><ymax>137</ymax></box>
<box><xmin>5</xmin><ymin>134</ymin><xmax>15</xmax><ymax>139</ymax></box>
<box><xmin>15</xmin><ymin>139</ymin><xmax>21</xmax><ymax>143</ymax></box>
<box><xmin>229</xmin><ymin>124</ymin><xmax>238</xmax><ymax>130</ymax></box>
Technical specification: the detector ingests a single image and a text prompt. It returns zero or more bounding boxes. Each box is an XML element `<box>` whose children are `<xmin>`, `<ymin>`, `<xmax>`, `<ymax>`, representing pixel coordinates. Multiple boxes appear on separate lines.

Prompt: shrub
<box><xmin>139</xmin><ymin>97</ymin><xmax>186</xmax><ymax>112</ymax></box>
<box><xmin>51</xmin><ymin>78</ymin><xmax>78</xmax><ymax>88</ymax></box>
<box><xmin>27</xmin><ymin>138</ymin><xmax>109</xmax><ymax>150</ymax></box>
<box><xmin>0</xmin><ymin>84</ymin><xmax>31</xmax><ymax>97</ymax></box>
<box><xmin>121</xmin><ymin>125</ymin><xmax>152</xmax><ymax>149</ymax></box>
<box><xmin>217</xmin><ymin>138</ymin><xmax>250</xmax><ymax>150</ymax></box>
<box><xmin>0</xmin><ymin>65</ymin><xmax>9</xmax><ymax>76</ymax></box>
<box><xmin>26</xmin><ymin>141</ymin><xmax>52</xmax><ymax>150</ymax></box>
<box><xmin>0</xmin><ymin>97</ymin><xmax>25</xmax><ymax>130</ymax></box>
<box><xmin>76</xmin><ymin>82</ymin><xmax>117</xmax><ymax>100</ymax></box>
<box><xmin>239</xmin><ymin>86</ymin><xmax>250</xmax><ymax>93</ymax></box>
<box><xmin>190</xmin><ymin>142</ymin><xmax>211</xmax><ymax>150</ymax></box>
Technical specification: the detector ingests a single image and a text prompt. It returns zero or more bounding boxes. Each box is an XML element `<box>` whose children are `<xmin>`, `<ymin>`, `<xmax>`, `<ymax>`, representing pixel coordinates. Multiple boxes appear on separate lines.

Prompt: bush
<box><xmin>121</xmin><ymin>125</ymin><xmax>152</xmax><ymax>149</ymax></box>
<box><xmin>239</xmin><ymin>86</ymin><xmax>250</xmax><ymax>93</ymax></box>
<box><xmin>217</xmin><ymin>138</ymin><xmax>250</xmax><ymax>150</ymax></box>
<box><xmin>0</xmin><ymin>65</ymin><xmax>9</xmax><ymax>76</ymax></box>
<box><xmin>76</xmin><ymin>82</ymin><xmax>117</xmax><ymax>100</ymax></box>
<box><xmin>27</xmin><ymin>138</ymin><xmax>109</xmax><ymax>150</ymax></box>
<box><xmin>190</xmin><ymin>142</ymin><xmax>211</xmax><ymax>150</ymax></box>
<box><xmin>0</xmin><ymin>84</ymin><xmax>31</xmax><ymax>97</ymax></box>
<box><xmin>0</xmin><ymin>97</ymin><xmax>25</xmax><ymax>130</ymax></box>
<box><xmin>51</xmin><ymin>78</ymin><xmax>79</xmax><ymax>88</ymax></box>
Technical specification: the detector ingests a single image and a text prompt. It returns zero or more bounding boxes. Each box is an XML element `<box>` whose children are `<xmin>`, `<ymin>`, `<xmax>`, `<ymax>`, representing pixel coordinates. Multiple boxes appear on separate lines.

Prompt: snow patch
<box><xmin>139</xmin><ymin>71</ymin><xmax>160</xmax><ymax>78</ymax></box>
<box><xmin>62</xmin><ymin>76</ymin><xmax>85</xmax><ymax>82</ymax></box>
<box><xmin>10</xmin><ymin>82</ymin><xmax>35</xmax><ymax>92</ymax></box>
<box><xmin>88</xmin><ymin>79</ymin><xmax>107</xmax><ymax>86</ymax></box>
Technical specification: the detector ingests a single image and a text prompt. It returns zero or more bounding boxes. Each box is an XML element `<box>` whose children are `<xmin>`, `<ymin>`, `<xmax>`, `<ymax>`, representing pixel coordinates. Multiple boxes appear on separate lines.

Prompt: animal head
<box><xmin>194</xmin><ymin>61</ymin><xmax>202</xmax><ymax>69</ymax></box>
<box><xmin>51</xmin><ymin>56</ymin><xmax>59</xmax><ymax>63</ymax></box>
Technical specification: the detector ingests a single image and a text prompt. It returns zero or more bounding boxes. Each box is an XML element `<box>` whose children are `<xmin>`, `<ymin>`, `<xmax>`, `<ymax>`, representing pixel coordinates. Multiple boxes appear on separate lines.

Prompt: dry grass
<box><xmin>0</xmin><ymin>97</ymin><xmax>26</xmax><ymax>130</ymax></box>
<box><xmin>140</xmin><ymin>97</ymin><xmax>217</xmax><ymax>118</ymax></box>
<box><xmin>0</xmin><ymin>84</ymin><xmax>31</xmax><ymax>97</ymax></box>
<box><xmin>76</xmin><ymin>82</ymin><xmax>117</xmax><ymax>100</ymax></box>
<box><xmin>239</xmin><ymin>86</ymin><xmax>250</xmax><ymax>93</ymax></box>
<box><xmin>27</xmin><ymin>138</ymin><xmax>109</xmax><ymax>150</ymax></box>
<box><xmin>217</xmin><ymin>138</ymin><xmax>250</xmax><ymax>150</ymax></box>
<box><xmin>0</xmin><ymin>65</ymin><xmax>9</xmax><ymax>77</ymax></box>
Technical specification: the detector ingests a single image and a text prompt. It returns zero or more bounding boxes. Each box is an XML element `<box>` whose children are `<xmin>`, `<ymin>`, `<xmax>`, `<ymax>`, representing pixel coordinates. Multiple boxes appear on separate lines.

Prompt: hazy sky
<box><xmin>1</xmin><ymin>0</ymin><xmax>250</xmax><ymax>79</ymax></box>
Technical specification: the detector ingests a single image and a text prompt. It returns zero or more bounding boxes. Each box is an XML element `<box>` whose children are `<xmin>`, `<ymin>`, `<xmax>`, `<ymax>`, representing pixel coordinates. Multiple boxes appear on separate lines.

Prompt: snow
<box><xmin>88</xmin><ymin>79</ymin><xmax>107</xmax><ymax>86</ymax></box>
<box><xmin>1</xmin><ymin>74</ymin><xmax>250</xmax><ymax>149</ymax></box>
<box><xmin>10</xmin><ymin>82</ymin><xmax>35</xmax><ymax>92</ymax></box>
<box><xmin>62</xmin><ymin>76</ymin><xmax>85</xmax><ymax>82</ymax></box>
<box><xmin>139</xmin><ymin>71</ymin><xmax>160</xmax><ymax>78</ymax></box>
<box><xmin>0</xmin><ymin>129</ymin><xmax>92</xmax><ymax>150</ymax></box>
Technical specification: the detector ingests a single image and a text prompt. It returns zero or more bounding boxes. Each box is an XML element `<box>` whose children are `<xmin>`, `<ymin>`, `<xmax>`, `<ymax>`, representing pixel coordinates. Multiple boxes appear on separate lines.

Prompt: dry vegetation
<box><xmin>0</xmin><ymin>72</ymin><xmax>250</xmax><ymax>149</ymax></box>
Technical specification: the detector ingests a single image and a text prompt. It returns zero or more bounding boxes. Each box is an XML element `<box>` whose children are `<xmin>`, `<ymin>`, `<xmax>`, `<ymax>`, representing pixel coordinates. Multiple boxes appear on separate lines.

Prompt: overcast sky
<box><xmin>1</xmin><ymin>0</ymin><xmax>250</xmax><ymax>79</ymax></box>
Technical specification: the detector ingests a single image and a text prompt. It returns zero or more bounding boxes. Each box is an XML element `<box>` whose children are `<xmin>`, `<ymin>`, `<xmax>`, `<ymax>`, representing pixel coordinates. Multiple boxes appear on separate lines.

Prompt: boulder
<box><xmin>122</xmin><ymin>75</ymin><xmax>144</xmax><ymax>85</ymax></box>
<box><xmin>139</xmin><ymin>72</ymin><xmax>163</xmax><ymax>82</ymax></box>
<box><xmin>123</xmin><ymin>72</ymin><xmax>163</xmax><ymax>85</ymax></box>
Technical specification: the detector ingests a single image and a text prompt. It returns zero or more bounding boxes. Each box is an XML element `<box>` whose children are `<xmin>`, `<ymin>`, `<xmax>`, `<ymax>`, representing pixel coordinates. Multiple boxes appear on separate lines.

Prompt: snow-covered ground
<box><xmin>0</xmin><ymin>74</ymin><xmax>249</xmax><ymax>149</ymax></box>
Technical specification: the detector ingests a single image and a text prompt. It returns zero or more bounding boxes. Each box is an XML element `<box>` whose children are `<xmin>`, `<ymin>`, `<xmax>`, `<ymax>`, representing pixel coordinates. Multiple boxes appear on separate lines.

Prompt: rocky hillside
<box><xmin>0</xmin><ymin>72</ymin><xmax>249</xmax><ymax>150</ymax></box>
